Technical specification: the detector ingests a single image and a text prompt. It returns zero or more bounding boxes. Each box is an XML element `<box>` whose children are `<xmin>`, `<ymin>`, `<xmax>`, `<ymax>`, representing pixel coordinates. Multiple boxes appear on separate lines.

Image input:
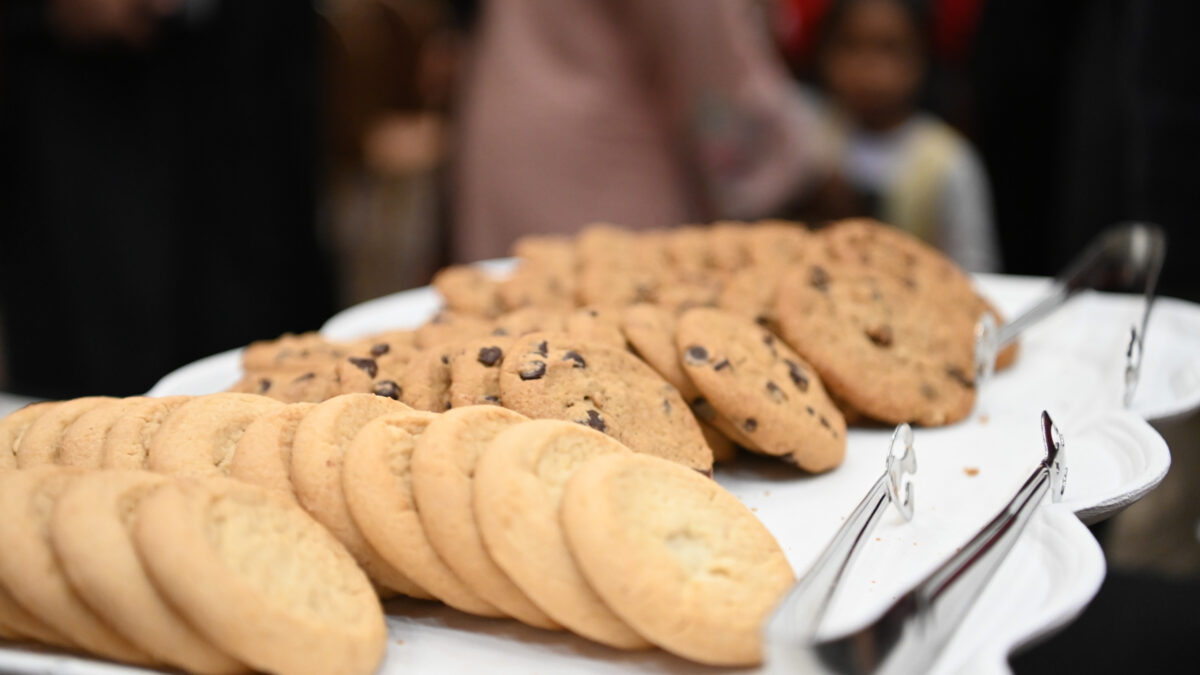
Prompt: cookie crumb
<box><xmin>964</xmin><ymin>467</ymin><xmax>980</xmax><ymax>477</ymax></box>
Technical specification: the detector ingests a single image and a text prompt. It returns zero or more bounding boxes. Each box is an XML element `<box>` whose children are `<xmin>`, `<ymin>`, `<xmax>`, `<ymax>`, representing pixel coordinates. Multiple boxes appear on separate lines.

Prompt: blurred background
<box><xmin>0</xmin><ymin>0</ymin><xmax>1197</xmax><ymax>671</ymax></box>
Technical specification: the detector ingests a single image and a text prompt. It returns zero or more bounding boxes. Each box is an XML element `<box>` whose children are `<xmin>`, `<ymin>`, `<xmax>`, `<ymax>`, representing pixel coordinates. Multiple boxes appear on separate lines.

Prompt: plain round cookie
<box><xmin>290</xmin><ymin>393</ymin><xmax>430</xmax><ymax>598</ymax></box>
<box><xmin>410</xmin><ymin>405</ymin><xmax>560</xmax><ymax>629</ymax></box>
<box><xmin>51</xmin><ymin>471</ymin><xmax>245</xmax><ymax>674</ymax></box>
<box><xmin>16</xmin><ymin>396</ymin><xmax>114</xmax><ymax>467</ymax></box>
<box><xmin>0</xmin><ymin>579</ymin><xmax>67</xmax><ymax>646</ymax></box>
<box><xmin>343</xmin><ymin>411</ymin><xmax>502</xmax><ymax>617</ymax></box>
<box><xmin>677</xmin><ymin>308</ymin><xmax>846</xmax><ymax>472</ymax></box>
<box><xmin>499</xmin><ymin>333</ymin><xmax>712</xmax><ymax>473</ymax></box>
<box><xmin>228</xmin><ymin>402</ymin><xmax>316</xmax><ymax>500</ymax></box>
<box><xmin>0</xmin><ymin>401</ymin><xmax>59</xmax><ymax>470</ymax></box>
<box><xmin>775</xmin><ymin>263</ymin><xmax>977</xmax><ymax>426</ymax></box>
<box><xmin>0</xmin><ymin>467</ymin><xmax>152</xmax><ymax>663</ymax></box>
<box><xmin>102</xmin><ymin>396</ymin><xmax>191</xmax><ymax>469</ymax></box>
<box><xmin>57</xmin><ymin>397</ymin><xmax>147</xmax><ymax>468</ymax></box>
<box><xmin>560</xmin><ymin>453</ymin><xmax>795</xmax><ymax>666</ymax></box>
<box><xmin>147</xmin><ymin>393</ymin><xmax>284</xmax><ymax>476</ymax></box>
<box><xmin>133</xmin><ymin>477</ymin><xmax>386</xmax><ymax>675</ymax></box>
<box><xmin>473</xmin><ymin>420</ymin><xmax>649</xmax><ymax>649</ymax></box>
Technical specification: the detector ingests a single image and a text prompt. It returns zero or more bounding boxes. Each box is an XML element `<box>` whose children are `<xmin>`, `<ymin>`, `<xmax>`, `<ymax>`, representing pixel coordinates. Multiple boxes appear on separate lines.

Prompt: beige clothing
<box><xmin>452</xmin><ymin>0</ymin><xmax>821</xmax><ymax>262</ymax></box>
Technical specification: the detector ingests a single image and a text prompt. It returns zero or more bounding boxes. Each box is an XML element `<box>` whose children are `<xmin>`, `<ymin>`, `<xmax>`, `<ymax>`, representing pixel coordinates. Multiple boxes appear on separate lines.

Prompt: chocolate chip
<box><xmin>584</xmin><ymin>410</ymin><xmax>606</xmax><ymax>432</ymax></box>
<box><xmin>492</xmin><ymin>327</ymin><xmax>510</xmax><ymax>336</ymax></box>
<box><xmin>865</xmin><ymin>325</ymin><xmax>893</xmax><ymax>348</ymax></box>
<box><xmin>562</xmin><ymin>350</ymin><xmax>586</xmax><ymax>368</ymax></box>
<box><xmin>370</xmin><ymin>343</ymin><xmax>390</xmax><ymax>357</ymax></box>
<box><xmin>348</xmin><ymin>356</ymin><xmax>378</xmax><ymax>378</ymax></box>
<box><xmin>743</xmin><ymin>418</ymin><xmax>758</xmax><ymax>433</ymax></box>
<box><xmin>536</xmin><ymin>340</ymin><xmax>549</xmax><ymax>356</ymax></box>
<box><xmin>806</xmin><ymin>405</ymin><xmax>815</xmax><ymax>415</ymax></box>
<box><xmin>477</xmin><ymin>346</ymin><xmax>503</xmax><ymax>367</ymax></box>
<box><xmin>766</xmin><ymin>380</ymin><xmax>786</xmax><ymax>403</ymax></box>
<box><xmin>946</xmin><ymin>365</ymin><xmax>975</xmax><ymax>389</ymax></box>
<box><xmin>786</xmin><ymin>360</ymin><xmax>809</xmax><ymax>391</ymax></box>
<box><xmin>372</xmin><ymin>380</ymin><xmax>401</xmax><ymax>400</ymax></box>
<box><xmin>920</xmin><ymin>383</ymin><xmax>938</xmax><ymax>400</ymax></box>
<box><xmin>445</xmin><ymin>401</ymin><xmax>452</xmax><ymax>410</ymax></box>
<box><xmin>819</xmin><ymin>415</ymin><xmax>831</xmax><ymax>429</ymax></box>
<box><xmin>588</xmin><ymin>309</ymin><xmax>598</xmax><ymax>317</ymax></box>
<box><xmin>519</xmin><ymin>360</ymin><xmax>547</xmax><ymax>380</ymax></box>
<box><xmin>440</xmin><ymin>355</ymin><xmax>450</xmax><ymax>365</ymax></box>
<box><xmin>690</xmin><ymin>397</ymin><xmax>716</xmax><ymax>421</ymax></box>
<box><xmin>684</xmin><ymin>345</ymin><xmax>708</xmax><ymax>365</ymax></box>
<box><xmin>810</xmin><ymin>266</ymin><xmax>830</xmax><ymax>292</ymax></box>
<box><xmin>662</xmin><ymin>398</ymin><xmax>672</xmax><ymax>415</ymax></box>
<box><xmin>292</xmin><ymin>372</ymin><xmax>315</xmax><ymax>382</ymax></box>
<box><xmin>903</xmin><ymin>277</ymin><xmax>918</xmax><ymax>289</ymax></box>
<box><xmin>755</xmin><ymin>316</ymin><xmax>771</xmax><ymax>327</ymax></box>
<box><xmin>258</xmin><ymin>378</ymin><xmax>271</xmax><ymax>394</ymax></box>
<box><xmin>483</xmin><ymin>394</ymin><xmax>500</xmax><ymax>404</ymax></box>
<box><xmin>713</xmin><ymin>358</ymin><xmax>731</xmax><ymax>371</ymax></box>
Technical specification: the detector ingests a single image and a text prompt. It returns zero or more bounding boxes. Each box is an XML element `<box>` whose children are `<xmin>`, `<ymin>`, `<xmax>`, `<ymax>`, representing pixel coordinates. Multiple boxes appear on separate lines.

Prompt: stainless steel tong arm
<box><xmin>766</xmin><ymin>412</ymin><xmax>1066</xmax><ymax>675</ymax></box>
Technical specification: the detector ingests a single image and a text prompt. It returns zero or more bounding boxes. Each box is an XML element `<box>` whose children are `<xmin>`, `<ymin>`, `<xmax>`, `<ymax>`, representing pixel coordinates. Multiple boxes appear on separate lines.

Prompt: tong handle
<box><xmin>873</xmin><ymin>412</ymin><xmax>1067</xmax><ymax>675</ymax></box>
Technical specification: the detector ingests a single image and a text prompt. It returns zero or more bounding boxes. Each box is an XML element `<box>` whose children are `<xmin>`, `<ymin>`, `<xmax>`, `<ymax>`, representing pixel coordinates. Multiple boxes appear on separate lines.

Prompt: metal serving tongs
<box><xmin>974</xmin><ymin>223</ymin><xmax>1166</xmax><ymax>407</ymax></box>
<box><xmin>765</xmin><ymin>411</ymin><xmax>1067</xmax><ymax>674</ymax></box>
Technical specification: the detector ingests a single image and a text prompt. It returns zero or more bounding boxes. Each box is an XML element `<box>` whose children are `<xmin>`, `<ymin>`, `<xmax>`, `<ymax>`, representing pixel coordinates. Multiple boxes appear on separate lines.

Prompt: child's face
<box><xmin>823</xmin><ymin>0</ymin><xmax>923</xmax><ymax>130</ymax></box>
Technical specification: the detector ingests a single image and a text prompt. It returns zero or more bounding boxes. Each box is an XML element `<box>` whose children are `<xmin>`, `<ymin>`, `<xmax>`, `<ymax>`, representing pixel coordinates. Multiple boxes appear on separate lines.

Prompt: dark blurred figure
<box><xmin>323</xmin><ymin>0</ymin><xmax>461</xmax><ymax>303</ymax></box>
<box><xmin>806</xmin><ymin>0</ymin><xmax>999</xmax><ymax>272</ymax></box>
<box><xmin>974</xmin><ymin>0</ymin><xmax>1200</xmax><ymax>301</ymax></box>
<box><xmin>0</xmin><ymin>0</ymin><xmax>333</xmax><ymax>398</ymax></box>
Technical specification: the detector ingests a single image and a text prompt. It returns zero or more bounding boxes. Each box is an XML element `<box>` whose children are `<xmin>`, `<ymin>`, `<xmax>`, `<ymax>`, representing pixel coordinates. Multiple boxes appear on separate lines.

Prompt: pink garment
<box><xmin>452</xmin><ymin>0</ymin><xmax>819</xmax><ymax>262</ymax></box>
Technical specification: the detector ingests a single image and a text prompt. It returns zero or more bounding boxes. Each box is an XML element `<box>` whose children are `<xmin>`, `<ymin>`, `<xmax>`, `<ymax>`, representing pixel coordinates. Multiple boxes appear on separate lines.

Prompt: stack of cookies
<box><xmin>0</xmin><ymin>467</ymin><xmax>386</xmax><ymax>675</ymax></box>
<box><xmin>233</xmin><ymin>218</ymin><xmax>1014</xmax><ymax>473</ymax></box>
<box><xmin>0</xmin><ymin>395</ymin><xmax>795</xmax><ymax>668</ymax></box>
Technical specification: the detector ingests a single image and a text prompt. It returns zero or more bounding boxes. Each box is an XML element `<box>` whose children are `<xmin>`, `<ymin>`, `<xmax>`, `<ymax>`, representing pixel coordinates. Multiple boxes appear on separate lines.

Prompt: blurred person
<box><xmin>451</xmin><ymin>0</ymin><xmax>826</xmax><ymax>263</ymax></box>
<box><xmin>0</xmin><ymin>0</ymin><xmax>333</xmax><ymax>398</ymax></box>
<box><xmin>812</xmin><ymin>0</ymin><xmax>999</xmax><ymax>272</ymax></box>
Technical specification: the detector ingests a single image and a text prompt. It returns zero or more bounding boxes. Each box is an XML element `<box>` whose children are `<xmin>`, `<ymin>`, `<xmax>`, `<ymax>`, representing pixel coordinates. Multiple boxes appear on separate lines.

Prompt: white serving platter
<box><xmin>9</xmin><ymin>269</ymin><xmax>1191</xmax><ymax>675</ymax></box>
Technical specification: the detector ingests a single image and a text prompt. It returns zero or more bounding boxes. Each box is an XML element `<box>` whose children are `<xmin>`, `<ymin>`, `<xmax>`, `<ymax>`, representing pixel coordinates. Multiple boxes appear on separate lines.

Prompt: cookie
<box><xmin>491</xmin><ymin>306</ymin><xmax>567</xmax><ymax>337</ymax></box>
<box><xmin>706</xmin><ymin>221</ymin><xmax>752</xmax><ymax>272</ymax></box>
<box><xmin>50</xmin><ymin>470</ymin><xmax>244</xmax><ymax>674</ymax></box>
<box><xmin>233</xmin><ymin>364</ymin><xmax>343</xmax><ymax>403</ymax></box>
<box><xmin>133</xmin><ymin>477</ymin><xmax>386</xmax><ymax>675</ymax></box>
<box><xmin>565</xmin><ymin>306</ymin><xmax>628</xmax><ymax>349</ymax></box>
<box><xmin>619</xmin><ymin>303</ymin><xmax>699</xmax><ymax>401</ymax></box>
<box><xmin>499</xmin><ymin>333</ymin><xmax>712</xmax><ymax>472</ymax></box>
<box><xmin>496</xmin><ymin>259</ymin><xmax>577</xmax><ymax>312</ymax></box>
<box><xmin>147</xmin><ymin>393</ymin><xmax>284</xmax><ymax>477</ymax></box>
<box><xmin>15</xmin><ymin>396</ymin><xmax>115</xmax><ymax>467</ymax></box>
<box><xmin>560</xmin><ymin>453</ymin><xmax>795</xmax><ymax>666</ymax></box>
<box><xmin>818</xmin><ymin>218</ymin><xmax>1010</xmax><ymax>367</ymax></box>
<box><xmin>0</xmin><ymin>401</ymin><xmax>59</xmax><ymax>470</ymax></box>
<box><xmin>699</xmin><ymin>421</ymin><xmax>737</xmax><ymax>463</ymax></box>
<box><xmin>241</xmin><ymin>332</ymin><xmax>343</xmax><ymax>373</ymax></box>
<box><xmin>56</xmin><ymin>397</ymin><xmax>147</xmax><ymax>469</ymax></box>
<box><xmin>0</xmin><ymin>574</ymin><xmax>68</xmax><ymax>646</ymax></box>
<box><xmin>662</xmin><ymin>225</ymin><xmax>718</xmax><ymax>277</ymax></box>
<box><xmin>433</xmin><ymin>264</ymin><xmax>504</xmax><ymax>318</ymax></box>
<box><xmin>414</xmin><ymin>310</ymin><xmax>493</xmax><ymax>349</ymax></box>
<box><xmin>343</xmin><ymin>411</ymin><xmax>502</xmax><ymax>617</ymax></box>
<box><xmin>447</xmin><ymin>337</ymin><xmax>513</xmax><ymax>408</ymax></box>
<box><xmin>775</xmin><ymin>262</ymin><xmax>977</xmax><ymax>426</ymax></box>
<box><xmin>0</xmin><ymin>467</ymin><xmax>152</xmax><ymax>662</ymax></box>
<box><xmin>400</xmin><ymin>346</ymin><xmax>455</xmax><ymax>412</ymax></box>
<box><xmin>410</xmin><ymin>405</ymin><xmax>559</xmax><ymax>629</ymax></box>
<box><xmin>576</xmin><ymin>224</ymin><xmax>667</xmax><ymax>307</ymax></box>
<box><xmin>228</xmin><ymin>402</ymin><xmax>316</xmax><ymax>499</ymax></box>
<box><xmin>102</xmin><ymin>396</ymin><xmax>191</xmax><ymax>469</ymax></box>
<box><xmin>743</xmin><ymin>220</ymin><xmax>812</xmax><ymax>269</ymax></box>
<box><xmin>473</xmin><ymin>420</ymin><xmax>649</xmax><ymax>649</ymax></box>
<box><xmin>290</xmin><ymin>393</ymin><xmax>430</xmax><ymax>598</ymax></box>
<box><xmin>677</xmin><ymin>308</ymin><xmax>846</xmax><ymax>472</ymax></box>
<box><xmin>718</xmin><ymin>265</ymin><xmax>785</xmax><ymax>331</ymax></box>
